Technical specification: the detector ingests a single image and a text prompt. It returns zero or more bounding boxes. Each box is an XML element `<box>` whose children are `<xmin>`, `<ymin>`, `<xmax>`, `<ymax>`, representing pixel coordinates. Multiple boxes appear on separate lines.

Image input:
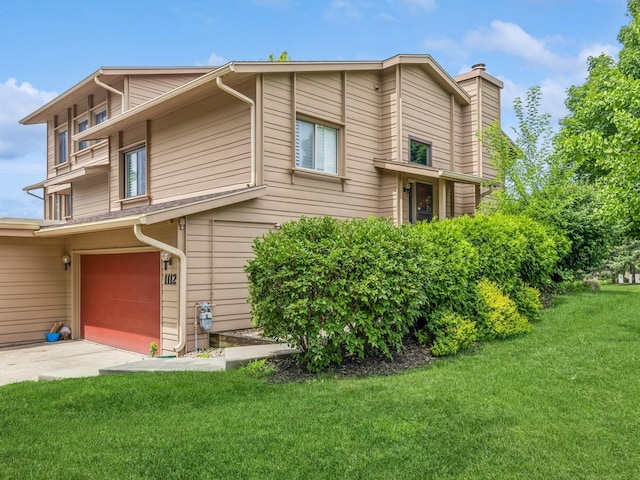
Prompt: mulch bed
<box><xmin>266</xmin><ymin>337</ymin><xmax>435</xmax><ymax>383</ymax></box>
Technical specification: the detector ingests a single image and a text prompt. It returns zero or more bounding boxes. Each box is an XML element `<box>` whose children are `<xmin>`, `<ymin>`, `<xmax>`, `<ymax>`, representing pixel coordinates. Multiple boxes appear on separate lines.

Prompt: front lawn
<box><xmin>1</xmin><ymin>285</ymin><xmax>638</xmax><ymax>479</ymax></box>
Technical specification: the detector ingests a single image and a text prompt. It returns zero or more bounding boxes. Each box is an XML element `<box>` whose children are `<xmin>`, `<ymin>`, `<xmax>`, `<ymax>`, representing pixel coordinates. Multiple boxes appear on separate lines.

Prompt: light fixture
<box><xmin>160</xmin><ymin>251</ymin><xmax>173</xmax><ymax>271</ymax></box>
<box><xmin>403</xmin><ymin>183</ymin><xmax>412</xmax><ymax>193</ymax></box>
<box><xmin>62</xmin><ymin>254</ymin><xmax>71</xmax><ymax>271</ymax></box>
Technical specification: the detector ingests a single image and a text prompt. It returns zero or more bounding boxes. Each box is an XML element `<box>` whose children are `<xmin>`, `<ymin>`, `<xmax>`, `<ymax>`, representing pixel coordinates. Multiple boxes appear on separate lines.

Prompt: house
<box><xmin>0</xmin><ymin>55</ymin><xmax>503</xmax><ymax>355</ymax></box>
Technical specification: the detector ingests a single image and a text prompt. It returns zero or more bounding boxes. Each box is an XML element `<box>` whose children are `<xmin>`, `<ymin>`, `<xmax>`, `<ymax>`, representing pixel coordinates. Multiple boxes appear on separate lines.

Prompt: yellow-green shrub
<box><xmin>476</xmin><ymin>280</ymin><xmax>532</xmax><ymax>340</ymax></box>
<box><xmin>420</xmin><ymin>310</ymin><xmax>478</xmax><ymax>357</ymax></box>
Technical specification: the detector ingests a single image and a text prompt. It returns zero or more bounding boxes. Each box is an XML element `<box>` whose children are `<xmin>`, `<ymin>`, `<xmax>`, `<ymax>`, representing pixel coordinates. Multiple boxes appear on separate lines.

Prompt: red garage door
<box><xmin>81</xmin><ymin>252</ymin><xmax>160</xmax><ymax>354</ymax></box>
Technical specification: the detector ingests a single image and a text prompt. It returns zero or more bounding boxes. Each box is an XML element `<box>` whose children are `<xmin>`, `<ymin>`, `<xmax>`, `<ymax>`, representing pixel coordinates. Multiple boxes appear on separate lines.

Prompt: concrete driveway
<box><xmin>0</xmin><ymin>340</ymin><xmax>146</xmax><ymax>386</ymax></box>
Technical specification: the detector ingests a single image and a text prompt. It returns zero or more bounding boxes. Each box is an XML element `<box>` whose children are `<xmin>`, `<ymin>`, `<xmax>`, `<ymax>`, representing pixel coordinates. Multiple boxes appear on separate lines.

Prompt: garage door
<box><xmin>81</xmin><ymin>252</ymin><xmax>160</xmax><ymax>355</ymax></box>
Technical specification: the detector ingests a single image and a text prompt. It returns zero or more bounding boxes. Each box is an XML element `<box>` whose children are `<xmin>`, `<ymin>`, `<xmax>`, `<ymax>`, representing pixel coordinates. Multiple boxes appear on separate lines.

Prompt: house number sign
<box><xmin>164</xmin><ymin>274</ymin><xmax>177</xmax><ymax>285</ymax></box>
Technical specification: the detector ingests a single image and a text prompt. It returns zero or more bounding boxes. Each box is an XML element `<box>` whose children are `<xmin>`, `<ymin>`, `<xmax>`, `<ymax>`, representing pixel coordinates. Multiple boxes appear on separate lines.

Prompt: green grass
<box><xmin>1</xmin><ymin>285</ymin><xmax>639</xmax><ymax>479</ymax></box>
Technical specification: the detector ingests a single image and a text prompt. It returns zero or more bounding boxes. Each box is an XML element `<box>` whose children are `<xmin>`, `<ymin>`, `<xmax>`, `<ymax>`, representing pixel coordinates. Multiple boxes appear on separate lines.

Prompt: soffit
<box><xmin>374</xmin><ymin>160</ymin><xmax>489</xmax><ymax>185</ymax></box>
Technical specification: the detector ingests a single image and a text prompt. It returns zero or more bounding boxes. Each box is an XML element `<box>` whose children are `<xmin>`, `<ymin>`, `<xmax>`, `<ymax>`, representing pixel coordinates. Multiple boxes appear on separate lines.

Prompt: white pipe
<box><xmin>216</xmin><ymin>75</ymin><xmax>256</xmax><ymax>187</ymax></box>
<box><xmin>94</xmin><ymin>76</ymin><xmax>124</xmax><ymax>114</ymax></box>
<box><xmin>133</xmin><ymin>224</ymin><xmax>188</xmax><ymax>354</ymax></box>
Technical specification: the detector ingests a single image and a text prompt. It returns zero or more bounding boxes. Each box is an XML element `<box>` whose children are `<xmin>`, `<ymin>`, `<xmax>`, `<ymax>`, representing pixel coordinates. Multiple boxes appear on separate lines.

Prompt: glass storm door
<box><xmin>416</xmin><ymin>183</ymin><xmax>434</xmax><ymax>222</ymax></box>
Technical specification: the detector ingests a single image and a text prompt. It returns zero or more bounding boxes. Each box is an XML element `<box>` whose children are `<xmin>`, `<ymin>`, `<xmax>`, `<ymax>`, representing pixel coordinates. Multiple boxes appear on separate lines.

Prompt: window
<box><xmin>77</xmin><ymin>118</ymin><xmax>89</xmax><ymax>150</ymax></box>
<box><xmin>94</xmin><ymin>109</ymin><xmax>107</xmax><ymax>125</ymax></box>
<box><xmin>52</xmin><ymin>193</ymin><xmax>72</xmax><ymax>220</ymax></box>
<box><xmin>57</xmin><ymin>129</ymin><xmax>68</xmax><ymax>164</ymax></box>
<box><xmin>295</xmin><ymin>119</ymin><xmax>338</xmax><ymax>174</ymax></box>
<box><xmin>410</xmin><ymin>138</ymin><xmax>432</xmax><ymax>167</ymax></box>
<box><xmin>123</xmin><ymin>146</ymin><xmax>146</xmax><ymax>198</ymax></box>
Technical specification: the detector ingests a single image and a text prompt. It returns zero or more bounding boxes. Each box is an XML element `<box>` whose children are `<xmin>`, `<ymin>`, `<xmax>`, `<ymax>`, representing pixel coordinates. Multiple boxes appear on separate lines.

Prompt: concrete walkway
<box><xmin>0</xmin><ymin>340</ymin><xmax>296</xmax><ymax>386</ymax></box>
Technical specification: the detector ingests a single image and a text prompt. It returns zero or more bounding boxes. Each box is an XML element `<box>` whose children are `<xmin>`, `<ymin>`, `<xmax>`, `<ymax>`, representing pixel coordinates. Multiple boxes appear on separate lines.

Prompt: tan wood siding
<box><xmin>149</xmin><ymin>91</ymin><xmax>252</xmax><ymax>202</ymax></box>
<box><xmin>401</xmin><ymin>66</ymin><xmax>454</xmax><ymax>169</ymax></box>
<box><xmin>380</xmin><ymin>69</ymin><xmax>398</xmax><ymax>160</ymax></box>
<box><xmin>296</xmin><ymin>72</ymin><xmax>343</xmax><ymax>124</ymax></box>
<box><xmin>0</xmin><ymin>237</ymin><xmax>67</xmax><ymax>346</ymax></box>
<box><xmin>72</xmin><ymin>174</ymin><xmax>109</xmax><ymax>219</ymax></box>
<box><xmin>128</xmin><ymin>74</ymin><xmax>203</xmax><ymax>108</ymax></box>
<box><xmin>210</xmin><ymin>219</ymin><xmax>273</xmax><ymax>331</ymax></box>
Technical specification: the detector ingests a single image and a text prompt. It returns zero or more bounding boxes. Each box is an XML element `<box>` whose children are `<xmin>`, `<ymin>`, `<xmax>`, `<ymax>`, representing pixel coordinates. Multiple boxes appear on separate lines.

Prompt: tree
<box><xmin>556</xmin><ymin>0</ymin><xmax>640</xmax><ymax>234</ymax></box>
<box><xmin>268</xmin><ymin>51</ymin><xmax>291</xmax><ymax>62</ymax></box>
<box><xmin>480</xmin><ymin>87</ymin><xmax>612</xmax><ymax>280</ymax></box>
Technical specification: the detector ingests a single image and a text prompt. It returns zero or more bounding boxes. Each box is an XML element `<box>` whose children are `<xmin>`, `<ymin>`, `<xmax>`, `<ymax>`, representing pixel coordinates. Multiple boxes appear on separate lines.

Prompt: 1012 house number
<box><xmin>164</xmin><ymin>274</ymin><xmax>177</xmax><ymax>285</ymax></box>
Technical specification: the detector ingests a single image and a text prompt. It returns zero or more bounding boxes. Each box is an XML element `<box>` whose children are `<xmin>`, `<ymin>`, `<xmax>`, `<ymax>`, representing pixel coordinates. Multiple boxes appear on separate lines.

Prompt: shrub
<box><xmin>246</xmin><ymin>216</ymin><xmax>428</xmax><ymax>372</ymax></box>
<box><xmin>420</xmin><ymin>310</ymin><xmax>478</xmax><ymax>357</ymax></box>
<box><xmin>453</xmin><ymin>214</ymin><xmax>562</xmax><ymax>291</ymax></box>
<box><xmin>412</xmin><ymin>220</ymin><xmax>479</xmax><ymax>319</ymax></box>
<box><xmin>475</xmin><ymin>279</ymin><xmax>532</xmax><ymax>340</ymax></box>
<box><xmin>508</xmin><ymin>281</ymin><xmax>543</xmax><ymax>322</ymax></box>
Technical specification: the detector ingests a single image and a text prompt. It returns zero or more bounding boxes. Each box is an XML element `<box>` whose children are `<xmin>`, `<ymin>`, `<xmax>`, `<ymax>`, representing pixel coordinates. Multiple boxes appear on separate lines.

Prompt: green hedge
<box><xmin>246</xmin><ymin>216</ymin><xmax>428</xmax><ymax>372</ymax></box>
<box><xmin>246</xmin><ymin>214</ymin><xmax>560</xmax><ymax>369</ymax></box>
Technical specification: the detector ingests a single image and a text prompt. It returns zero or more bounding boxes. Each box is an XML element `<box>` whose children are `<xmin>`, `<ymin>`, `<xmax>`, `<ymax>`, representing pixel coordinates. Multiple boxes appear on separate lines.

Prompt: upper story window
<box><xmin>295</xmin><ymin>119</ymin><xmax>338</xmax><ymax>174</ymax></box>
<box><xmin>94</xmin><ymin>109</ymin><xmax>107</xmax><ymax>125</ymax></box>
<box><xmin>77</xmin><ymin>118</ymin><xmax>89</xmax><ymax>150</ymax></box>
<box><xmin>123</xmin><ymin>145</ymin><xmax>147</xmax><ymax>198</ymax></box>
<box><xmin>410</xmin><ymin>138</ymin><xmax>432</xmax><ymax>167</ymax></box>
<box><xmin>57</xmin><ymin>129</ymin><xmax>68</xmax><ymax>164</ymax></box>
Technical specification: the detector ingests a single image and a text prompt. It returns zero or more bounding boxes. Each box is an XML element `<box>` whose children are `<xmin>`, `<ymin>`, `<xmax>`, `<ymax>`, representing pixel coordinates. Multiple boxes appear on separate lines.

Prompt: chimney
<box><xmin>471</xmin><ymin>63</ymin><xmax>486</xmax><ymax>71</ymax></box>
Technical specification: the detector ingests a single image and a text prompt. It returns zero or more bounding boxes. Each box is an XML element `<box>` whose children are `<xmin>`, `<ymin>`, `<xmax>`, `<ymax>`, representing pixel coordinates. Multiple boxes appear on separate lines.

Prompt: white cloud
<box><xmin>0</xmin><ymin>79</ymin><xmax>56</xmax><ymax>159</ymax></box>
<box><xmin>0</xmin><ymin>79</ymin><xmax>53</xmax><ymax>218</ymax></box>
<box><xmin>466</xmin><ymin>20</ymin><xmax>567</xmax><ymax>70</ymax></box>
<box><xmin>197</xmin><ymin>52</ymin><xmax>227</xmax><ymax>67</ymax></box>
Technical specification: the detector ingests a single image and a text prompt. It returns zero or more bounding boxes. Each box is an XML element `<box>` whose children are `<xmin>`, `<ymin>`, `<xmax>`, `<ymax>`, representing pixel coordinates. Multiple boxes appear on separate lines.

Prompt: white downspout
<box><xmin>133</xmin><ymin>224</ymin><xmax>188</xmax><ymax>354</ymax></box>
<box><xmin>94</xmin><ymin>76</ymin><xmax>124</xmax><ymax>114</ymax></box>
<box><xmin>216</xmin><ymin>75</ymin><xmax>256</xmax><ymax>187</ymax></box>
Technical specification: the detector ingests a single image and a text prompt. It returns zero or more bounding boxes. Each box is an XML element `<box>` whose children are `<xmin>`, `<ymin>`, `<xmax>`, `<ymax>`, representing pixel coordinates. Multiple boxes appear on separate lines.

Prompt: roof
<box><xmin>20</xmin><ymin>66</ymin><xmax>215</xmax><ymax>125</ymax></box>
<box><xmin>33</xmin><ymin>185</ymin><xmax>267</xmax><ymax>237</ymax></box>
<box><xmin>22</xmin><ymin>54</ymin><xmax>478</xmax><ymax>139</ymax></box>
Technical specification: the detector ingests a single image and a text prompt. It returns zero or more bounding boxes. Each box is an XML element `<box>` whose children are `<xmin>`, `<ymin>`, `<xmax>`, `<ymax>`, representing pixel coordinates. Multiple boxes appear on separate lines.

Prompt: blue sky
<box><xmin>0</xmin><ymin>0</ymin><xmax>629</xmax><ymax>218</ymax></box>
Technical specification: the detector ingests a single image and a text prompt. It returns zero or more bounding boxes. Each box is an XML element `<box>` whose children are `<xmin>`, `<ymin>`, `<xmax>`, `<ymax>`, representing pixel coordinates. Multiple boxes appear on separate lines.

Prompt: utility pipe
<box><xmin>133</xmin><ymin>224</ymin><xmax>188</xmax><ymax>354</ymax></box>
<box><xmin>94</xmin><ymin>76</ymin><xmax>124</xmax><ymax>114</ymax></box>
<box><xmin>216</xmin><ymin>75</ymin><xmax>256</xmax><ymax>187</ymax></box>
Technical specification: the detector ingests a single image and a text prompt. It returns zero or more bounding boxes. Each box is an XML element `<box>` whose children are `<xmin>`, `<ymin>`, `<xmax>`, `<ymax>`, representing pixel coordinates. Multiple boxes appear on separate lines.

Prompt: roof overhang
<box><xmin>34</xmin><ymin>185</ymin><xmax>267</xmax><ymax>237</ymax></box>
<box><xmin>73</xmin><ymin>54</ymin><xmax>472</xmax><ymax>143</ymax></box>
<box><xmin>374</xmin><ymin>159</ymin><xmax>489</xmax><ymax>185</ymax></box>
<box><xmin>20</xmin><ymin>67</ymin><xmax>215</xmax><ymax>125</ymax></box>
<box><xmin>0</xmin><ymin>218</ymin><xmax>59</xmax><ymax>237</ymax></box>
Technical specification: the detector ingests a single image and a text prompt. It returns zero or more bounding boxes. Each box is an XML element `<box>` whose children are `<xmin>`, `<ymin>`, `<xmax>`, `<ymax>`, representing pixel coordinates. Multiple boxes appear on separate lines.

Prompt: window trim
<box><xmin>295</xmin><ymin>117</ymin><xmax>341</xmax><ymax>175</ymax></box>
<box><xmin>409</xmin><ymin>136</ymin><xmax>432</xmax><ymax>167</ymax></box>
<box><xmin>122</xmin><ymin>144</ymin><xmax>147</xmax><ymax>199</ymax></box>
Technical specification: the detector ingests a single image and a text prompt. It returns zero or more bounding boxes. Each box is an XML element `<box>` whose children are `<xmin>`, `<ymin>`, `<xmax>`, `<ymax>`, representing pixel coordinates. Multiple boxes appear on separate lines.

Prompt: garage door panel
<box><xmin>81</xmin><ymin>252</ymin><xmax>160</xmax><ymax>354</ymax></box>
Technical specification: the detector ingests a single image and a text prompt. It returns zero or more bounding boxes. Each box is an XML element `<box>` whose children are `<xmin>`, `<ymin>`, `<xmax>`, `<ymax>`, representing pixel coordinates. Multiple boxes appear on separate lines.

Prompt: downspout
<box><xmin>94</xmin><ymin>76</ymin><xmax>124</xmax><ymax>114</ymax></box>
<box><xmin>25</xmin><ymin>189</ymin><xmax>44</xmax><ymax>201</ymax></box>
<box><xmin>216</xmin><ymin>75</ymin><xmax>256</xmax><ymax>187</ymax></box>
<box><xmin>133</xmin><ymin>224</ymin><xmax>188</xmax><ymax>354</ymax></box>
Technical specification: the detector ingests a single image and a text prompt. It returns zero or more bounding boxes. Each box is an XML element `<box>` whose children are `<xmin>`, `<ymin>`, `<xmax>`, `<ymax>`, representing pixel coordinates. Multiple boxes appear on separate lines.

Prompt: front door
<box><xmin>416</xmin><ymin>183</ymin><xmax>434</xmax><ymax>222</ymax></box>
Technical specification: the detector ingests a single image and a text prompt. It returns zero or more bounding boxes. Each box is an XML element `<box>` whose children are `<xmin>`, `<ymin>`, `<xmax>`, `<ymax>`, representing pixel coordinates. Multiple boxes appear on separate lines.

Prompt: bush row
<box><xmin>246</xmin><ymin>214</ymin><xmax>563</xmax><ymax>371</ymax></box>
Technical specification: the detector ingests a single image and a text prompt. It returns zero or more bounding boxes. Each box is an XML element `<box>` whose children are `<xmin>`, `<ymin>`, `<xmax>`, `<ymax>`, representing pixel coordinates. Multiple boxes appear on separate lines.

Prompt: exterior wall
<box><xmin>128</xmin><ymin>74</ymin><xmax>203</xmax><ymax>108</ymax></box>
<box><xmin>0</xmin><ymin>237</ymin><xmax>67</xmax><ymax>346</ymax></box>
<box><xmin>401</xmin><ymin>65</ymin><xmax>453</xmax><ymax>169</ymax></box>
<box><xmin>72</xmin><ymin>173</ymin><xmax>109</xmax><ymax>219</ymax></box>
<box><xmin>149</xmin><ymin>82</ymin><xmax>253</xmax><ymax>203</ymax></box>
